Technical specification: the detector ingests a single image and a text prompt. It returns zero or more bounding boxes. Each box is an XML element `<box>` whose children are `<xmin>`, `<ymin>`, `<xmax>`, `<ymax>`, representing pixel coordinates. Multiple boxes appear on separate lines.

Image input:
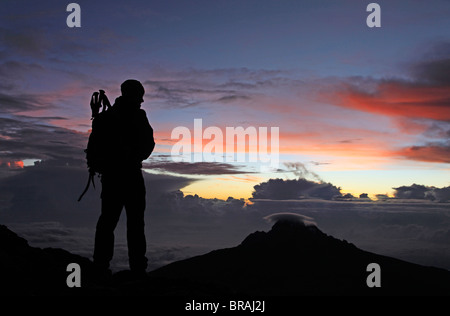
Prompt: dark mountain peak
<box><xmin>0</xmin><ymin>225</ymin><xmax>100</xmax><ymax>295</ymax></box>
<box><xmin>240</xmin><ymin>218</ymin><xmax>350</xmax><ymax>253</ymax></box>
<box><xmin>270</xmin><ymin>218</ymin><xmax>325</xmax><ymax>238</ymax></box>
<box><xmin>0</xmin><ymin>224</ymin><xmax>29</xmax><ymax>251</ymax></box>
<box><xmin>153</xmin><ymin>218</ymin><xmax>450</xmax><ymax>295</ymax></box>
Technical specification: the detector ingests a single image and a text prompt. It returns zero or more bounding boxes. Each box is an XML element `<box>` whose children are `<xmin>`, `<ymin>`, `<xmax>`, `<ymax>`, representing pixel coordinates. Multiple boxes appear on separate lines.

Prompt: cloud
<box><xmin>392</xmin><ymin>118</ymin><xmax>450</xmax><ymax>165</ymax></box>
<box><xmin>423</xmin><ymin>121</ymin><xmax>450</xmax><ymax>139</ymax></box>
<box><xmin>395</xmin><ymin>143</ymin><xmax>450</xmax><ymax>164</ymax></box>
<box><xmin>310</xmin><ymin>161</ymin><xmax>331</xmax><ymax>166</ymax></box>
<box><xmin>0</xmin><ymin>61</ymin><xmax>48</xmax><ymax>91</ymax></box>
<box><xmin>216</xmin><ymin>95</ymin><xmax>251</xmax><ymax>103</ymax></box>
<box><xmin>283</xmin><ymin>162</ymin><xmax>322</xmax><ymax>182</ymax></box>
<box><xmin>215</xmin><ymin>175</ymin><xmax>263</xmax><ymax>183</ymax></box>
<box><xmin>0</xmin><ymin>92</ymin><xmax>51</xmax><ymax>114</ymax></box>
<box><xmin>393</xmin><ymin>184</ymin><xmax>433</xmax><ymax>199</ymax></box>
<box><xmin>251</xmin><ymin>177</ymin><xmax>341</xmax><ymax>200</ymax></box>
<box><xmin>143</xmin><ymin>68</ymin><xmax>290</xmax><ymax>110</ymax></box>
<box><xmin>411</xmin><ymin>41</ymin><xmax>450</xmax><ymax>85</ymax></box>
<box><xmin>9</xmin><ymin>221</ymin><xmax>76</xmax><ymax>244</ymax></box>
<box><xmin>3</xmin><ymin>160</ymin><xmax>450</xmax><ymax>272</ymax></box>
<box><xmin>150</xmin><ymin>189</ymin><xmax>247</xmax><ymax>218</ymax></box>
<box><xmin>144</xmin><ymin>75</ymin><xmax>243</xmax><ymax>109</ymax></box>
<box><xmin>0</xmin><ymin>27</ymin><xmax>50</xmax><ymax>58</ymax></box>
<box><xmin>316</xmin><ymin>42</ymin><xmax>450</xmax><ymax>164</ymax></box>
<box><xmin>393</xmin><ymin>183</ymin><xmax>450</xmax><ymax>202</ymax></box>
<box><xmin>148</xmin><ymin>84</ymin><xmax>203</xmax><ymax>108</ymax></box>
<box><xmin>328</xmin><ymin>79</ymin><xmax>450</xmax><ymax>121</ymax></box>
<box><xmin>324</xmin><ymin>42</ymin><xmax>450</xmax><ymax>122</ymax></box>
<box><xmin>144</xmin><ymin>161</ymin><xmax>253</xmax><ymax>175</ymax></box>
<box><xmin>414</xmin><ymin>58</ymin><xmax>450</xmax><ymax>85</ymax></box>
<box><xmin>7</xmin><ymin>220</ymin><xmax>214</xmax><ymax>272</ymax></box>
<box><xmin>0</xmin><ymin>159</ymin><xmax>195</xmax><ymax>225</ymax></box>
<box><xmin>0</xmin><ymin>117</ymin><xmax>87</xmax><ymax>164</ymax></box>
<box><xmin>263</xmin><ymin>212</ymin><xmax>316</xmax><ymax>226</ymax></box>
<box><xmin>321</xmin><ymin>42</ymin><xmax>450</xmax><ymax>120</ymax></box>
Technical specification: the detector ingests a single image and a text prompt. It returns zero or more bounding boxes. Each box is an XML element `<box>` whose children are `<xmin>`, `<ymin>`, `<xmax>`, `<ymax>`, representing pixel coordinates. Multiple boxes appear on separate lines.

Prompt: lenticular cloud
<box><xmin>263</xmin><ymin>212</ymin><xmax>317</xmax><ymax>226</ymax></box>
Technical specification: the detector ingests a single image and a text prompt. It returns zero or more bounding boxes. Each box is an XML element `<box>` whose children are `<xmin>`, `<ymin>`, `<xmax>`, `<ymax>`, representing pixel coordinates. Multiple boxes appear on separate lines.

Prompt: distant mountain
<box><xmin>1</xmin><ymin>221</ymin><xmax>449</xmax><ymax>296</ymax></box>
<box><xmin>151</xmin><ymin>220</ymin><xmax>450</xmax><ymax>295</ymax></box>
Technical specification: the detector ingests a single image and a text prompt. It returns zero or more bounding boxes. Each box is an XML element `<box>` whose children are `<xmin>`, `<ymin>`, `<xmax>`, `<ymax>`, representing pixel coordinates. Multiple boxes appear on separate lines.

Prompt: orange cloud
<box><xmin>157</xmin><ymin>121</ymin><xmax>397</xmax><ymax>166</ymax></box>
<box><xmin>215</xmin><ymin>175</ymin><xmax>263</xmax><ymax>183</ymax></box>
<box><xmin>396</xmin><ymin>145</ymin><xmax>450</xmax><ymax>163</ymax></box>
<box><xmin>2</xmin><ymin>161</ymin><xmax>24</xmax><ymax>169</ymax></box>
<box><xmin>330</xmin><ymin>81</ymin><xmax>450</xmax><ymax>121</ymax></box>
<box><xmin>277</xmin><ymin>128</ymin><xmax>393</xmax><ymax>158</ymax></box>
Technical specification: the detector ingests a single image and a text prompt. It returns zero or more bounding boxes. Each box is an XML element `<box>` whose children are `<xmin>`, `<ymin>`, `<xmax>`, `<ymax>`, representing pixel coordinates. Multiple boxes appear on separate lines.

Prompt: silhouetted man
<box><xmin>86</xmin><ymin>79</ymin><xmax>155</xmax><ymax>277</ymax></box>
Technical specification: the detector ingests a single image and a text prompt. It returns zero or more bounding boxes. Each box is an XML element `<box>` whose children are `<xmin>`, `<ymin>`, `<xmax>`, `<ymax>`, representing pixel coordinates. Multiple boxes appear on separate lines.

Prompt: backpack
<box><xmin>78</xmin><ymin>90</ymin><xmax>155</xmax><ymax>201</ymax></box>
<box><xmin>78</xmin><ymin>90</ymin><xmax>111</xmax><ymax>201</ymax></box>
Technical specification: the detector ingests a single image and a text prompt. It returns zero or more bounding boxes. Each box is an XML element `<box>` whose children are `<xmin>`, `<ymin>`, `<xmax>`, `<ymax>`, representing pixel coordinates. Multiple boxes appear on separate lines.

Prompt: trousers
<box><xmin>93</xmin><ymin>168</ymin><xmax>148</xmax><ymax>271</ymax></box>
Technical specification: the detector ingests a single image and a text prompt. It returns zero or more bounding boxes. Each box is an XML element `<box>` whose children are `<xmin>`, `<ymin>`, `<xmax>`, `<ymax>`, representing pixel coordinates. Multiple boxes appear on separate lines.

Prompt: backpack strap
<box><xmin>77</xmin><ymin>171</ymin><xmax>96</xmax><ymax>202</ymax></box>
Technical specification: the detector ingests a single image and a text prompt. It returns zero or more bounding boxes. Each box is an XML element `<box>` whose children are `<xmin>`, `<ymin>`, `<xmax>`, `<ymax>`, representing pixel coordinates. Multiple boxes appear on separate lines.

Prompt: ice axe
<box><xmin>90</xmin><ymin>91</ymin><xmax>101</xmax><ymax>119</ymax></box>
<box><xmin>90</xmin><ymin>89</ymin><xmax>111</xmax><ymax>119</ymax></box>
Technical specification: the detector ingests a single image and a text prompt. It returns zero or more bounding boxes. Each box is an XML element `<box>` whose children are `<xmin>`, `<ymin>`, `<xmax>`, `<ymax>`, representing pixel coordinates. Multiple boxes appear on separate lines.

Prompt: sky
<box><xmin>0</xmin><ymin>1</ymin><xmax>450</xmax><ymax>272</ymax></box>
